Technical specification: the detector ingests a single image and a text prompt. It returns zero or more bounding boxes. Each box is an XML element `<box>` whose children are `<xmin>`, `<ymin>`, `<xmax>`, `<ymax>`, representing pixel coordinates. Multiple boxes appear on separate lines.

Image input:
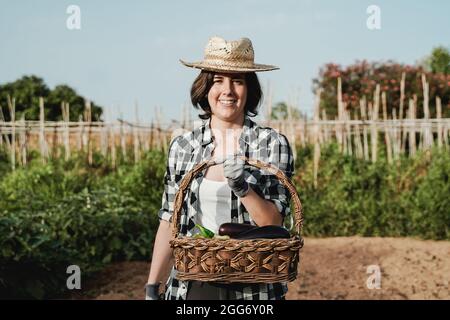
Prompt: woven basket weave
<box><xmin>169</xmin><ymin>156</ymin><xmax>304</xmax><ymax>283</ymax></box>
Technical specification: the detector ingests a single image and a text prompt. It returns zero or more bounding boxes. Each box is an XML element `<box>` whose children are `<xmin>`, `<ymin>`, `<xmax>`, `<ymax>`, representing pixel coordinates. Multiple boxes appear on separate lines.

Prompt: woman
<box><xmin>145</xmin><ymin>36</ymin><xmax>295</xmax><ymax>300</ymax></box>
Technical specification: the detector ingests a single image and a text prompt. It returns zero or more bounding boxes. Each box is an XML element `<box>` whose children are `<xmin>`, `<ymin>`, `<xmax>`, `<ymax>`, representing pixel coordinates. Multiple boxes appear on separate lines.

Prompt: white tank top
<box><xmin>197</xmin><ymin>178</ymin><xmax>232</xmax><ymax>234</ymax></box>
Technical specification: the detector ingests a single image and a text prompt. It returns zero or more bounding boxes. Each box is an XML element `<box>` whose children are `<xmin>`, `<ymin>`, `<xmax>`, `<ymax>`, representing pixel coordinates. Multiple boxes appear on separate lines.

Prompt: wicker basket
<box><xmin>169</xmin><ymin>156</ymin><xmax>304</xmax><ymax>284</ymax></box>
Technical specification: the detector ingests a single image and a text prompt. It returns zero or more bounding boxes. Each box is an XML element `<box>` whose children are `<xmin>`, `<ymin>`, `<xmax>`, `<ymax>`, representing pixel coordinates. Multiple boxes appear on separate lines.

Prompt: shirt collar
<box><xmin>201</xmin><ymin>115</ymin><xmax>258</xmax><ymax>147</ymax></box>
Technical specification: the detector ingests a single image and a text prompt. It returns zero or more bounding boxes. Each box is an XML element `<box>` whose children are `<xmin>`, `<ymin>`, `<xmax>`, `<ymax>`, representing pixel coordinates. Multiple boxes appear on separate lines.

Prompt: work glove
<box><xmin>223</xmin><ymin>157</ymin><xmax>250</xmax><ymax>198</ymax></box>
<box><xmin>144</xmin><ymin>283</ymin><xmax>162</xmax><ymax>300</ymax></box>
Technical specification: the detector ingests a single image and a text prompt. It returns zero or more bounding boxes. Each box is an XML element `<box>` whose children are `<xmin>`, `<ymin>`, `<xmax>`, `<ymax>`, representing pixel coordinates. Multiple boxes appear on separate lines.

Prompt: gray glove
<box><xmin>223</xmin><ymin>158</ymin><xmax>249</xmax><ymax>198</ymax></box>
<box><xmin>145</xmin><ymin>283</ymin><xmax>162</xmax><ymax>300</ymax></box>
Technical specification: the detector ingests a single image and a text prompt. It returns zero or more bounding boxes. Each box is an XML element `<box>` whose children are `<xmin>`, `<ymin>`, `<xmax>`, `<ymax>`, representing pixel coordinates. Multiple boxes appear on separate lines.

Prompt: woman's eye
<box><xmin>233</xmin><ymin>80</ymin><xmax>244</xmax><ymax>84</ymax></box>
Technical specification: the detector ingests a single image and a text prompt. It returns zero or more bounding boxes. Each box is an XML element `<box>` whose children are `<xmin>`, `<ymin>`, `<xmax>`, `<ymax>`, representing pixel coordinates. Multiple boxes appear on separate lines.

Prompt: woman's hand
<box><xmin>145</xmin><ymin>283</ymin><xmax>162</xmax><ymax>300</ymax></box>
<box><xmin>223</xmin><ymin>158</ymin><xmax>249</xmax><ymax>198</ymax></box>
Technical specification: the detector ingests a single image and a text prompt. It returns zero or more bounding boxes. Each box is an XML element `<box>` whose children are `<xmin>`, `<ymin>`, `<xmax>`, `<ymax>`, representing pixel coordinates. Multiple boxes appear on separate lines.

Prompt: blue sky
<box><xmin>1</xmin><ymin>0</ymin><xmax>449</xmax><ymax>123</ymax></box>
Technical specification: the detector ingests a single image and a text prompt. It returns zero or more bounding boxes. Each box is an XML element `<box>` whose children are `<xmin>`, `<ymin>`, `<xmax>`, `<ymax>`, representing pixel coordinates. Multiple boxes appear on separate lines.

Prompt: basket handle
<box><xmin>171</xmin><ymin>156</ymin><xmax>304</xmax><ymax>238</ymax></box>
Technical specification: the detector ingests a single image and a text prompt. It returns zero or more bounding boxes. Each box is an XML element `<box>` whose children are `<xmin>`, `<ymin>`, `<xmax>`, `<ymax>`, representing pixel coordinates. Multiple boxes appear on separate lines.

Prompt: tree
<box><xmin>313</xmin><ymin>60</ymin><xmax>450</xmax><ymax>119</ymax></box>
<box><xmin>0</xmin><ymin>75</ymin><xmax>50</xmax><ymax>120</ymax></box>
<box><xmin>47</xmin><ymin>85</ymin><xmax>102</xmax><ymax>121</ymax></box>
<box><xmin>270</xmin><ymin>102</ymin><xmax>302</xmax><ymax>120</ymax></box>
<box><xmin>0</xmin><ymin>75</ymin><xmax>103</xmax><ymax>121</ymax></box>
<box><xmin>428</xmin><ymin>46</ymin><xmax>450</xmax><ymax>75</ymax></box>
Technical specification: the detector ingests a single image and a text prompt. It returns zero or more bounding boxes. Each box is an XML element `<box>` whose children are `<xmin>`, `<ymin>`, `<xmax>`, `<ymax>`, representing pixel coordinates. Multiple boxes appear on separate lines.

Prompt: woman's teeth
<box><xmin>219</xmin><ymin>100</ymin><xmax>236</xmax><ymax>106</ymax></box>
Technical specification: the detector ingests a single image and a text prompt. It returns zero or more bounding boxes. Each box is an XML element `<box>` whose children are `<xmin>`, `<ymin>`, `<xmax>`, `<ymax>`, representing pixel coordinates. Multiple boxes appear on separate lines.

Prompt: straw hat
<box><xmin>180</xmin><ymin>36</ymin><xmax>279</xmax><ymax>73</ymax></box>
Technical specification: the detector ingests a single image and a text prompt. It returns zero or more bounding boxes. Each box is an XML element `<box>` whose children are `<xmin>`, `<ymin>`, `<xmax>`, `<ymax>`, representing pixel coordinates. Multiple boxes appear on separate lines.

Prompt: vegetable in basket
<box><xmin>219</xmin><ymin>222</ymin><xmax>290</xmax><ymax>240</ymax></box>
<box><xmin>218</xmin><ymin>222</ymin><xmax>257</xmax><ymax>238</ymax></box>
<box><xmin>194</xmin><ymin>224</ymin><xmax>215</xmax><ymax>238</ymax></box>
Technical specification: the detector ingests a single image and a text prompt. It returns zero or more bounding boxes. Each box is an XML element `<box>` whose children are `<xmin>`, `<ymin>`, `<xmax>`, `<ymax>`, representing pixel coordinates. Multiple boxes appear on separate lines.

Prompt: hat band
<box><xmin>201</xmin><ymin>58</ymin><xmax>255</xmax><ymax>69</ymax></box>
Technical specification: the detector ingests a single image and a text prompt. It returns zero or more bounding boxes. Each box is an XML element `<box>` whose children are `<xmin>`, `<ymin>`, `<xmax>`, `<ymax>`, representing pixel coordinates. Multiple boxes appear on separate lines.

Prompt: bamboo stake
<box><xmin>19</xmin><ymin>114</ymin><xmax>27</xmax><ymax>166</ymax></box>
<box><xmin>78</xmin><ymin>114</ymin><xmax>84</xmax><ymax>152</ymax></box>
<box><xmin>109</xmin><ymin>121</ymin><xmax>116</xmax><ymax>169</ymax></box>
<box><xmin>120</xmin><ymin>116</ymin><xmax>126</xmax><ymax>163</ymax></box>
<box><xmin>100</xmin><ymin>108</ymin><xmax>108</xmax><ymax>159</ymax></box>
<box><xmin>336</xmin><ymin>77</ymin><xmax>344</xmax><ymax>153</ymax></box>
<box><xmin>154</xmin><ymin>106</ymin><xmax>160</xmax><ymax>151</ymax></box>
<box><xmin>312</xmin><ymin>89</ymin><xmax>322</xmax><ymax>188</ymax></box>
<box><xmin>337</xmin><ymin>77</ymin><xmax>343</xmax><ymax>121</ymax></box>
<box><xmin>150</xmin><ymin>120</ymin><xmax>154</xmax><ymax>150</ymax></box>
<box><xmin>134</xmin><ymin>102</ymin><xmax>140</xmax><ymax>163</ymax></box>
<box><xmin>7</xmin><ymin>95</ymin><xmax>16</xmax><ymax>170</ymax></box>
<box><xmin>360</xmin><ymin>97</ymin><xmax>369</xmax><ymax>161</ymax></box>
<box><xmin>321</xmin><ymin>109</ymin><xmax>329</xmax><ymax>143</ymax></box>
<box><xmin>408</xmin><ymin>99</ymin><xmax>416</xmax><ymax>157</ymax></box>
<box><xmin>371</xmin><ymin>85</ymin><xmax>380</xmax><ymax>163</ymax></box>
<box><xmin>436</xmin><ymin>96</ymin><xmax>442</xmax><ymax>148</ymax></box>
<box><xmin>422</xmin><ymin>74</ymin><xmax>433</xmax><ymax>151</ymax></box>
<box><xmin>302</xmin><ymin>116</ymin><xmax>307</xmax><ymax>147</ymax></box>
<box><xmin>39</xmin><ymin>97</ymin><xmax>48</xmax><ymax>164</ymax></box>
<box><xmin>159</xmin><ymin>105</ymin><xmax>168</xmax><ymax>153</ymax></box>
<box><xmin>100</xmin><ymin>120</ymin><xmax>107</xmax><ymax>158</ymax></box>
<box><xmin>392</xmin><ymin>108</ymin><xmax>400</xmax><ymax>160</ymax></box>
<box><xmin>444</xmin><ymin>121</ymin><xmax>450</xmax><ymax>150</ymax></box>
<box><xmin>353</xmin><ymin>113</ymin><xmax>364</xmax><ymax>159</ymax></box>
<box><xmin>382</xmin><ymin>91</ymin><xmax>392</xmax><ymax>164</ymax></box>
<box><xmin>61</xmin><ymin>102</ymin><xmax>71</xmax><ymax>161</ymax></box>
<box><xmin>343</xmin><ymin>108</ymin><xmax>351</xmax><ymax>156</ymax></box>
<box><xmin>85</xmin><ymin>100</ymin><xmax>93</xmax><ymax>165</ymax></box>
<box><xmin>52</xmin><ymin>120</ymin><xmax>58</xmax><ymax>159</ymax></box>
<box><xmin>399</xmin><ymin>72</ymin><xmax>405</xmax><ymax>120</ymax></box>
<box><xmin>399</xmin><ymin>72</ymin><xmax>406</xmax><ymax>155</ymax></box>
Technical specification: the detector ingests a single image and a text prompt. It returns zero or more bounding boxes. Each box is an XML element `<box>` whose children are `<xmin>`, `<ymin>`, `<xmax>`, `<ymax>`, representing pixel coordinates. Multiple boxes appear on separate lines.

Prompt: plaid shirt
<box><xmin>158</xmin><ymin>115</ymin><xmax>295</xmax><ymax>300</ymax></box>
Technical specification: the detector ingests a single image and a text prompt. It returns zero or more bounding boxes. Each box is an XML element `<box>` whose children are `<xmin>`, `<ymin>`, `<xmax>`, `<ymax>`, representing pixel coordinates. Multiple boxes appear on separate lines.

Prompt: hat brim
<box><xmin>180</xmin><ymin>59</ymin><xmax>279</xmax><ymax>73</ymax></box>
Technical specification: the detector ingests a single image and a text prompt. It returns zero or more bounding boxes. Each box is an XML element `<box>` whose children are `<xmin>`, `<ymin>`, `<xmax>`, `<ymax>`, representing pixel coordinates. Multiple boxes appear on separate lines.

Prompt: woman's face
<box><xmin>208</xmin><ymin>73</ymin><xmax>247</xmax><ymax>123</ymax></box>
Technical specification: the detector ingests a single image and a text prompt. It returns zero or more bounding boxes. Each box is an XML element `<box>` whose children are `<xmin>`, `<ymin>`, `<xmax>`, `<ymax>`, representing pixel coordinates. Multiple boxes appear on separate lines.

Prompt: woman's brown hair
<box><xmin>190</xmin><ymin>70</ymin><xmax>263</xmax><ymax>120</ymax></box>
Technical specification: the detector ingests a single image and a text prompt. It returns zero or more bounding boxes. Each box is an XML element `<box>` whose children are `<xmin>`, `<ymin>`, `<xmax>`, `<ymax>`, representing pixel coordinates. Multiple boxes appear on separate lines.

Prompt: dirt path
<box><xmin>70</xmin><ymin>236</ymin><xmax>449</xmax><ymax>300</ymax></box>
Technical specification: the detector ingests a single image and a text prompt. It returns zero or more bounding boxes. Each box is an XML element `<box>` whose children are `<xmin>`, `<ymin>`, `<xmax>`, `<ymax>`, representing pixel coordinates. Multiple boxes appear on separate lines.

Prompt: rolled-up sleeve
<box><xmin>158</xmin><ymin>136</ymin><xmax>181</xmax><ymax>222</ymax></box>
<box><xmin>263</xmin><ymin>133</ymin><xmax>295</xmax><ymax>218</ymax></box>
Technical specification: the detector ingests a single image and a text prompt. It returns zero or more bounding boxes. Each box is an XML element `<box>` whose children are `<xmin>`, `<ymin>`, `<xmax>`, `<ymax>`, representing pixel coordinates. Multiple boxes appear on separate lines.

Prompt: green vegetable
<box><xmin>195</xmin><ymin>224</ymin><xmax>215</xmax><ymax>238</ymax></box>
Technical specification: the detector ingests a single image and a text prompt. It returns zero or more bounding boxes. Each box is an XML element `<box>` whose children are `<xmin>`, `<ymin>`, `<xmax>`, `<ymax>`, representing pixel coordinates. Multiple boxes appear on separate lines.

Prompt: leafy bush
<box><xmin>0</xmin><ymin>150</ymin><xmax>165</xmax><ymax>299</ymax></box>
<box><xmin>294</xmin><ymin>143</ymin><xmax>449</xmax><ymax>240</ymax></box>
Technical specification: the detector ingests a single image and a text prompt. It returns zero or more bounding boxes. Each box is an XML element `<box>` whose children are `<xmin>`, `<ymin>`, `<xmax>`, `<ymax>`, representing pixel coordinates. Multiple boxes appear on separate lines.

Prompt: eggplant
<box><xmin>218</xmin><ymin>223</ymin><xmax>257</xmax><ymax>238</ymax></box>
<box><xmin>233</xmin><ymin>225</ymin><xmax>291</xmax><ymax>240</ymax></box>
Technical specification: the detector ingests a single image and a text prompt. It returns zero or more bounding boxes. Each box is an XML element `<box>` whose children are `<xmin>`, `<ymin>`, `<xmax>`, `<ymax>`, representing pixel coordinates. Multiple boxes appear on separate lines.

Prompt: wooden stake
<box><xmin>110</xmin><ymin>121</ymin><xmax>116</xmax><ymax>169</ymax></box>
<box><xmin>371</xmin><ymin>85</ymin><xmax>380</xmax><ymax>163</ymax></box>
<box><xmin>399</xmin><ymin>72</ymin><xmax>405</xmax><ymax>120</ymax></box>
<box><xmin>408</xmin><ymin>99</ymin><xmax>416</xmax><ymax>157</ymax></box>
<box><xmin>436</xmin><ymin>96</ymin><xmax>442</xmax><ymax>148</ymax></box>
<box><xmin>7</xmin><ymin>95</ymin><xmax>16</xmax><ymax>170</ymax></box>
<box><xmin>39</xmin><ymin>96</ymin><xmax>48</xmax><ymax>164</ymax></box>
<box><xmin>382</xmin><ymin>91</ymin><xmax>392</xmax><ymax>164</ymax></box>
<box><xmin>312</xmin><ymin>89</ymin><xmax>322</xmax><ymax>188</ymax></box>
<box><xmin>134</xmin><ymin>101</ymin><xmax>140</xmax><ymax>163</ymax></box>
<box><xmin>19</xmin><ymin>114</ymin><xmax>27</xmax><ymax>166</ymax></box>
<box><xmin>85</xmin><ymin>100</ymin><xmax>93</xmax><ymax>165</ymax></box>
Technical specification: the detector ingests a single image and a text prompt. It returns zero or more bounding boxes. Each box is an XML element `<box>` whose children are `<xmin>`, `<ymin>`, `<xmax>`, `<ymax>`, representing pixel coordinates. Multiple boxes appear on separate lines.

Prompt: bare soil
<box><xmin>69</xmin><ymin>236</ymin><xmax>450</xmax><ymax>300</ymax></box>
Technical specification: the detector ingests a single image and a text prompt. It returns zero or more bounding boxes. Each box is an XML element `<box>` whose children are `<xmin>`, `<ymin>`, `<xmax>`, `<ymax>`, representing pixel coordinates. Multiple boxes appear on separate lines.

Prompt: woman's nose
<box><xmin>222</xmin><ymin>79</ymin><xmax>235</xmax><ymax>95</ymax></box>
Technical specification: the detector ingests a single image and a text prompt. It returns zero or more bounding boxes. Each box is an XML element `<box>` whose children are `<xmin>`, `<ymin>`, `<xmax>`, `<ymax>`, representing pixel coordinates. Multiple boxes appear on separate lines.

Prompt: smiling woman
<box><xmin>190</xmin><ymin>71</ymin><xmax>262</xmax><ymax>121</ymax></box>
<box><xmin>146</xmin><ymin>36</ymin><xmax>295</xmax><ymax>301</ymax></box>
